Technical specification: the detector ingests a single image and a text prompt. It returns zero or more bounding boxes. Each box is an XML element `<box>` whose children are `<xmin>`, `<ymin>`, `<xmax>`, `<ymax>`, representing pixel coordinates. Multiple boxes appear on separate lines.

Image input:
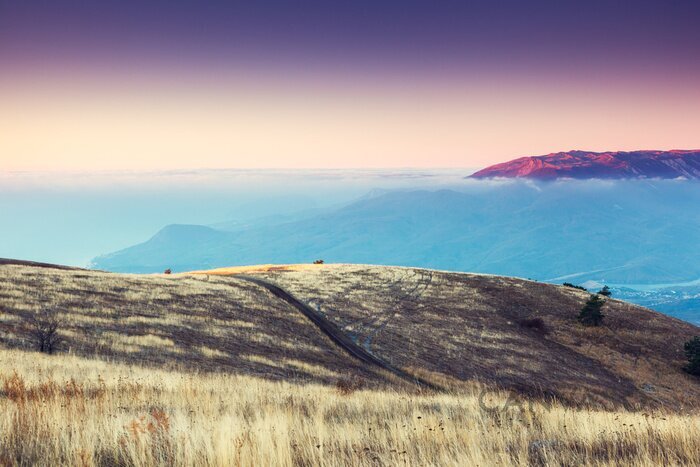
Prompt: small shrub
<box><xmin>64</xmin><ymin>378</ymin><xmax>85</xmax><ymax>398</ymax></box>
<box><xmin>32</xmin><ymin>379</ymin><xmax>60</xmax><ymax>400</ymax></box>
<box><xmin>684</xmin><ymin>336</ymin><xmax>700</xmax><ymax>376</ymax></box>
<box><xmin>578</xmin><ymin>294</ymin><xmax>605</xmax><ymax>327</ymax></box>
<box><xmin>149</xmin><ymin>408</ymin><xmax>171</xmax><ymax>433</ymax></box>
<box><xmin>3</xmin><ymin>372</ymin><xmax>26</xmax><ymax>402</ymax></box>
<box><xmin>164</xmin><ymin>268</ymin><xmax>172</xmax><ymax>274</ymax></box>
<box><xmin>517</xmin><ymin>317</ymin><xmax>548</xmax><ymax>334</ymax></box>
<box><xmin>598</xmin><ymin>285</ymin><xmax>612</xmax><ymax>297</ymax></box>
<box><xmin>335</xmin><ymin>377</ymin><xmax>364</xmax><ymax>395</ymax></box>
<box><xmin>313</xmin><ymin>259</ymin><xmax>325</xmax><ymax>265</ymax></box>
<box><xmin>563</xmin><ymin>282</ymin><xmax>587</xmax><ymax>291</ymax></box>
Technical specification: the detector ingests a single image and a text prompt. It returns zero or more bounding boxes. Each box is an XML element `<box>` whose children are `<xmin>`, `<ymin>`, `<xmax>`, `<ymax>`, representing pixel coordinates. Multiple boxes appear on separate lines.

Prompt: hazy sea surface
<box><xmin>0</xmin><ymin>169</ymin><xmax>474</xmax><ymax>266</ymax></box>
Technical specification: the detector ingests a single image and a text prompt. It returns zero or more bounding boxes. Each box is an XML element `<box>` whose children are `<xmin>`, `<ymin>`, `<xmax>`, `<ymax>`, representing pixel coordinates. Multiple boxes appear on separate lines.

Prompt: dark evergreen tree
<box><xmin>598</xmin><ymin>285</ymin><xmax>612</xmax><ymax>297</ymax></box>
<box><xmin>684</xmin><ymin>336</ymin><xmax>700</xmax><ymax>376</ymax></box>
<box><xmin>577</xmin><ymin>294</ymin><xmax>605</xmax><ymax>326</ymax></box>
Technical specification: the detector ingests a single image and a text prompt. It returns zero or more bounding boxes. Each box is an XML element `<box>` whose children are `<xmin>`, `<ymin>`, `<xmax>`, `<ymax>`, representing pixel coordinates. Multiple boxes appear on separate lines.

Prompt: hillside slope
<box><xmin>1</xmin><ymin>262</ymin><xmax>698</xmax><ymax>410</ymax></box>
<box><xmin>0</xmin><ymin>263</ymin><xmax>386</xmax><ymax>386</ymax></box>
<box><xmin>216</xmin><ymin>265</ymin><xmax>700</xmax><ymax>410</ymax></box>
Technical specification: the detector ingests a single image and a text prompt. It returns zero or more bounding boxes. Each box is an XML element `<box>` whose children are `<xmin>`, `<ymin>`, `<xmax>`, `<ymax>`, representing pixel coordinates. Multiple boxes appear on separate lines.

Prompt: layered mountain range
<box><xmin>93</xmin><ymin>180</ymin><xmax>700</xmax><ymax>286</ymax></box>
<box><xmin>91</xmin><ymin>153</ymin><xmax>700</xmax><ymax>324</ymax></box>
<box><xmin>470</xmin><ymin>150</ymin><xmax>700</xmax><ymax>179</ymax></box>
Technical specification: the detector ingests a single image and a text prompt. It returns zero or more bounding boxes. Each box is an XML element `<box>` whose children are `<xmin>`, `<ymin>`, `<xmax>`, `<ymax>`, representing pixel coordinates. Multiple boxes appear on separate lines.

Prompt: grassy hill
<box><xmin>0</xmin><ymin>262</ymin><xmax>384</xmax><ymax>386</ymax></box>
<box><xmin>201</xmin><ymin>264</ymin><xmax>700</xmax><ymax>410</ymax></box>
<box><xmin>1</xmin><ymin>261</ymin><xmax>699</xmax><ymax>465</ymax></box>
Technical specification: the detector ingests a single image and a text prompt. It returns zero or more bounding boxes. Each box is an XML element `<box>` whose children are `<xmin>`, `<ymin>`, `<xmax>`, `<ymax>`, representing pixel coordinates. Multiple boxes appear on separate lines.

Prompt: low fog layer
<box><xmin>0</xmin><ymin>169</ymin><xmax>471</xmax><ymax>266</ymax></box>
<box><xmin>94</xmin><ymin>177</ymin><xmax>700</xmax><ymax>286</ymax></box>
<box><xmin>5</xmin><ymin>171</ymin><xmax>700</xmax><ymax>323</ymax></box>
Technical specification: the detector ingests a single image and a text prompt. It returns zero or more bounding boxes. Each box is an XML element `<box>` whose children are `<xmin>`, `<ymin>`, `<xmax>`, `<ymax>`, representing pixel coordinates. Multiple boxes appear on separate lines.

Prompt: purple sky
<box><xmin>2</xmin><ymin>0</ymin><xmax>700</xmax><ymax>169</ymax></box>
<box><xmin>3</xmin><ymin>1</ymin><xmax>700</xmax><ymax>75</ymax></box>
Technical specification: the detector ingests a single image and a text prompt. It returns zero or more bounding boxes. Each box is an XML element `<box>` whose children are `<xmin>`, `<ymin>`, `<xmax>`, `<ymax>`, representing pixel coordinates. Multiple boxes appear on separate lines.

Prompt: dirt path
<box><xmin>236</xmin><ymin>275</ymin><xmax>441</xmax><ymax>391</ymax></box>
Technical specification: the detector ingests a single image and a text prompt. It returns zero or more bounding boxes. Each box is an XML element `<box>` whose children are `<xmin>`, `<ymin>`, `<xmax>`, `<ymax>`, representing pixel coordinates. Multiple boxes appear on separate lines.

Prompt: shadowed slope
<box><xmin>237</xmin><ymin>274</ymin><xmax>440</xmax><ymax>390</ymax></box>
<box><xmin>0</xmin><ymin>258</ymin><xmax>84</xmax><ymax>271</ymax></box>
<box><xmin>0</xmin><ymin>264</ymin><xmax>387</xmax><ymax>387</ymax></box>
<box><xmin>1</xmin><ymin>262</ymin><xmax>698</xmax><ymax>410</ymax></box>
<box><xmin>243</xmin><ymin>265</ymin><xmax>700</xmax><ymax>410</ymax></box>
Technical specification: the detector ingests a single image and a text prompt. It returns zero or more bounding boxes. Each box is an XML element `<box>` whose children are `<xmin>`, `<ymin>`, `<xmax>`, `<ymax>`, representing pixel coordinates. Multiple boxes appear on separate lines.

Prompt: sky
<box><xmin>1</xmin><ymin>0</ymin><xmax>700</xmax><ymax>170</ymax></box>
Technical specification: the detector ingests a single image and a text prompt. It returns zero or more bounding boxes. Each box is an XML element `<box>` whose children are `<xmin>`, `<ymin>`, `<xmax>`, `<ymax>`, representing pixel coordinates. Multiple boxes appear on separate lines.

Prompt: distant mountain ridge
<box><xmin>470</xmin><ymin>150</ymin><xmax>700</xmax><ymax>179</ymax></box>
<box><xmin>93</xmin><ymin>180</ymin><xmax>700</xmax><ymax>283</ymax></box>
<box><xmin>91</xmin><ymin>180</ymin><xmax>700</xmax><ymax>324</ymax></box>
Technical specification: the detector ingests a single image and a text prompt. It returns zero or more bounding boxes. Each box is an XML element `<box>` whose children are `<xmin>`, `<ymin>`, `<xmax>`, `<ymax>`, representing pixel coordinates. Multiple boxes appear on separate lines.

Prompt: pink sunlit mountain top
<box><xmin>470</xmin><ymin>150</ymin><xmax>700</xmax><ymax>179</ymax></box>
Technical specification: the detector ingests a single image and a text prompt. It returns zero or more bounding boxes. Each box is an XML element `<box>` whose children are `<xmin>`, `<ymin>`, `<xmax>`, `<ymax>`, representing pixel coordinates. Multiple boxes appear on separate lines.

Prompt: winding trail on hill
<box><xmin>236</xmin><ymin>275</ymin><xmax>441</xmax><ymax>391</ymax></box>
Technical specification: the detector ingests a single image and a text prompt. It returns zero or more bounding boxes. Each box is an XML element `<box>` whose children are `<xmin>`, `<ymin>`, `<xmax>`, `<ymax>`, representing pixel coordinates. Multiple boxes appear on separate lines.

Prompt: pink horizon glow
<box><xmin>2</xmin><ymin>64</ymin><xmax>700</xmax><ymax>171</ymax></box>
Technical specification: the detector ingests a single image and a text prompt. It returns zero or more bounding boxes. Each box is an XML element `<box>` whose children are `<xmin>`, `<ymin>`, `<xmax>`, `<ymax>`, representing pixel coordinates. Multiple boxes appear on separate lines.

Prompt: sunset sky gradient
<box><xmin>2</xmin><ymin>0</ymin><xmax>700</xmax><ymax>170</ymax></box>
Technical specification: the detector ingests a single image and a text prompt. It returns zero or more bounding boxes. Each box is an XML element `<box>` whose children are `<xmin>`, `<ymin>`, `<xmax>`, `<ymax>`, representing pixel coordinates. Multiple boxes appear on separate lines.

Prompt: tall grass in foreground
<box><xmin>1</xmin><ymin>349</ymin><xmax>699</xmax><ymax>466</ymax></box>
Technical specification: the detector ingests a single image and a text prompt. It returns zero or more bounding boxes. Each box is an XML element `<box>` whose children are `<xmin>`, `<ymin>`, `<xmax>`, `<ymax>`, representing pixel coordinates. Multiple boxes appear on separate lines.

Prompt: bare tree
<box><xmin>27</xmin><ymin>308</ymin><xmax>63</xmax><ymax>354</ymax></box>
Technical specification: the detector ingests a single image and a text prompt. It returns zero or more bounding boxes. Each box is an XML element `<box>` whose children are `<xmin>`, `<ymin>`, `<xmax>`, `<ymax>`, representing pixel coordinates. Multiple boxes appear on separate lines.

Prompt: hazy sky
<box><xmin>0</xmin><ymin>169</ymin><xmax>472</xmax><ymax>265</ymax></box>
<box><xmin>2</xmin><ymin>0</ymin><xmax>700</xmax><ymax>170</ymax></box>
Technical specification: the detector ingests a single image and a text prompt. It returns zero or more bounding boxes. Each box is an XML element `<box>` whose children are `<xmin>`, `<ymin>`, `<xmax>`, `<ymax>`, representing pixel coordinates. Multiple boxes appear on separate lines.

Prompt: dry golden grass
<box><xmin>0</xmin><ymin>264</ymin><xmax>382</xmax><ymax>386</ymax></box>
<box><xmin>185</xmin><ymin>263</ymin><xmax>323</xmax><ymax>276</ymax></box>
<box><xmin>1</xmin><ymin>262</ymin><xmax>700</xmax><ymax>465</ymax></box>
<box><xmin>247</xmin><ymin>264</ymin><xmax>700</xmax><ymax>410</ymax></box>
<box><xmin>1</xmin><ymin>347</ymin><xmax>699</xmax><ymax>467</ymax></box>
